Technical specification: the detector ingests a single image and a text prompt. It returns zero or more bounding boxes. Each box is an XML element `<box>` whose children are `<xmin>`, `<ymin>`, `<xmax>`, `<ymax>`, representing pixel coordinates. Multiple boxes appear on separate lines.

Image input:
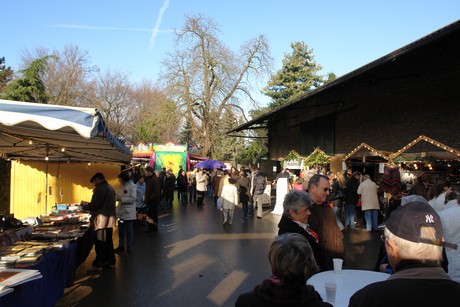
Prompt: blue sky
<box><xmin>2</xmin><ymin>0</ymin><xmax>459</xmax><ymax>106</ymax></box>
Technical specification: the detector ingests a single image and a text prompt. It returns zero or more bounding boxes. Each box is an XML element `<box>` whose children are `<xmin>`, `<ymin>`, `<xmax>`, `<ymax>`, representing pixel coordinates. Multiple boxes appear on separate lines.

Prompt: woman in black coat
<box><xmin>176</xmin><ymin>169</ymin><xmax>188</xmax><ymax>205</ymax></box>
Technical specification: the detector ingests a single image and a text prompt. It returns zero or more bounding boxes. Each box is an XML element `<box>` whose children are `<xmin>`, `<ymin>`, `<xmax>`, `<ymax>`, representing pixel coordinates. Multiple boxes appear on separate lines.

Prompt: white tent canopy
<box><xmin>0</xmin><ymin>99</ymin><xmax>131</xmax><ymax>164</ymax></box>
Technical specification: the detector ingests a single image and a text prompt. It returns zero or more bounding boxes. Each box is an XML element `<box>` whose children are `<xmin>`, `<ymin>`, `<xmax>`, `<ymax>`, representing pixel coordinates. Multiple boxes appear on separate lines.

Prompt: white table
<box><xmin>307</xmin><ymin>269</ymin><xmax>389</xmax><ymax>307</ymax></box>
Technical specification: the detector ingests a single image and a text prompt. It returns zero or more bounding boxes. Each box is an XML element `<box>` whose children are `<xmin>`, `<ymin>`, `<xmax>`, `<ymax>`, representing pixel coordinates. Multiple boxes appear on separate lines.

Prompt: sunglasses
<box><xmin>322</xmin><ymin>187</ymin><xmax>332</xmax><ymax>192</ymax></box>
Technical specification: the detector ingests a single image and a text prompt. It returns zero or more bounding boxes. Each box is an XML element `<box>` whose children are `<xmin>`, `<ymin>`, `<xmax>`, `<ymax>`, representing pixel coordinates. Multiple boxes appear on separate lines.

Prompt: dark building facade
<box><xmin>230</xmin><ymin>20</ymin><xmax>460</xmax><ymax>163</ymax></box>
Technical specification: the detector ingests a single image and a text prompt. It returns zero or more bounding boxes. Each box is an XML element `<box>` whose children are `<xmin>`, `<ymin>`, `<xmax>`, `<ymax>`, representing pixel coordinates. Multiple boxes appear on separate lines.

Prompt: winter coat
<box><xmin>439</xmin><ymin>201</ymin><xmax>460</xmax><ymax>282</ymax></box>
<box><xmin>145</xmin><ymin>173</ymin><xmax>161</xmax><ymax>203</ymax></box>
<box><xmin>344</xmin><ymin>176</ymin><xmax>360</xmax><ymax>204</ymax></box>
<box><xmin>357</xmin><ymin>179</ymin><xmax>380</xmax><ymax>211</ymax></box>
<box><xmin>237</xmin><ymin>176</ymin><xmax>251</xmax><ymax>203</ymax></box>
<box><xmin>428</xmin><ymin>191</ymin><xmax>447</xmax><ymax>212</ymax></box>
<box><xmin>82</xmin><ymin>180</ymin><xmax>117</xmax><ymax>230</ymax></box>
<box><xmin>217</xmin><ymin>174</ymin><xmax>230</xmax><ymax>196</ymax></box>
<box><xmin>252</xmin><ymin>172</ymin><xmax>266</xmax><ymax>196</ymax></box>
<box><xmin>176</xmin><ymin>173</ymin><xmax>188</xmax><ymax>193</ymax></box>
<box><xmin>349</xmin><ymin>261</ymin><xmax>460</xmax><ymax>307</ymax></box>
<box><xmin>163</xmin><ymin>173</ymin><xmax>176</xmax><ymax>199</ymax></box>
<box><xmin>278</xmin><ymin>215</ymin><xmax>324</xmax><ymax>270</ymax></box>
<box><xmin>196</xmin><ymin>171</ymin><xmax>208</xmax><ymax>192</ymax></box>
<box><xmin>135</xmin><ymin>182</ymin><xmax>146</xmax><ymax>208</ymax></box>
<box><xmin>308</xmin><ymin>202</ymin><xmax>344</xmax><ymax>270</ymax></box>
<box><xmin>220</xmin><ymin>184</ymin><xmax>239</xmax><ymax>210</ymax></box>
<box><xmin>236</xmin><ymin>279</ymin><xmax>332</xmax><ymax>307</ymax></box>
<box><xmin>116</xmin><ymin>181</ymin><xmax>137</xmax><ymax>221</ymax></box>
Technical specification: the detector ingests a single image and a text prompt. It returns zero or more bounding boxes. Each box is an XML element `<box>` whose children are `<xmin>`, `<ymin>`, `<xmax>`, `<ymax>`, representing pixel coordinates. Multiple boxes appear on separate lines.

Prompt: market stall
<box><xmin>0</xmin><ymin>99</ymin><xmax>132</xmax><ymax>305</ymax></box>
<box><xmin>389</xmin><ymin>135</ymin><xmax>460</xmax><ymax>190</ymax></box>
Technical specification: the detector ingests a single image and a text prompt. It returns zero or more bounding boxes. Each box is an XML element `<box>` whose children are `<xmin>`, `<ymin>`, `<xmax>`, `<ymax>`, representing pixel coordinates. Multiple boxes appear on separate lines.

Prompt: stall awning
<box><xmin>0</xmin><ymin>99</ymin><xmax>132</xmax><ymax>164</ymax></box>
<box><xmin>343</xmin><ymin>143</ymin><xmax>390</xmax><ymax>162</ymax></box>
<box><xmin>390</xmin><ymin>135</ymin><xmax>460</xmax><ymax>161</ymax></box>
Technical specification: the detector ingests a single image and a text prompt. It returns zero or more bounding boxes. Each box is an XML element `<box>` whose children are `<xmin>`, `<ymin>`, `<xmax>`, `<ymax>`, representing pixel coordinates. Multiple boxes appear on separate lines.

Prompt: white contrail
<box><xmin>150</xmin><ymin>0</ymin><xmax>170</xmax><ymax>50</ymax></box>
<box><xmin>53</xmin><ymin>24</ymin><xmax>157</xmax><ymax>32</ymax></box>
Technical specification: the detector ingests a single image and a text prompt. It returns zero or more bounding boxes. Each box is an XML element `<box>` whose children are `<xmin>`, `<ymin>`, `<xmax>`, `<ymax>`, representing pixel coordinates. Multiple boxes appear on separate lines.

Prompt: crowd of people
<box><xmin>79</xmin><ymin>163</ymin><xmax>460</xmax><ymax>306</ymax></box>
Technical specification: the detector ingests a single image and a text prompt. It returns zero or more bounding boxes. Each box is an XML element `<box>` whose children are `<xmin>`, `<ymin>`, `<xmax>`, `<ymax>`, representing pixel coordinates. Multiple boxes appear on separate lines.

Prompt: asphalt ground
<box><xmin>56</xmin><ymin>195</ymin><xmax>382</xmax><ymax>307</ymax></box>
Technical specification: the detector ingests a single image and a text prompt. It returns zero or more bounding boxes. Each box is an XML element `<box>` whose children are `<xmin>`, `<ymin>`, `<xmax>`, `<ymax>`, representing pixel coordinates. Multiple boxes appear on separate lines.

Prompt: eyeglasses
<box><xmin>380</xmin><ymin>235</ymin><xmax>387</xmax><ymax>242</ymax></box>
<box><xmin>323</xmin><ymin>188</ymin><xmax>332</xmax><ymax>192</ymax></box>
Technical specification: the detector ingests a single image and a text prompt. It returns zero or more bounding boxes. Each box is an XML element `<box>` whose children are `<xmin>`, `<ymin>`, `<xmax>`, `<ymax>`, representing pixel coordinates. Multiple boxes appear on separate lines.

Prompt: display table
<box><xmin>0</xmin><ymin>241</ymin><xmax>77</xmax><ymax>307</ymax></box>
<box><xmin>307</xmin><ymin>269</ymin><xmax>389</xmax><ymax>307</ymax></box>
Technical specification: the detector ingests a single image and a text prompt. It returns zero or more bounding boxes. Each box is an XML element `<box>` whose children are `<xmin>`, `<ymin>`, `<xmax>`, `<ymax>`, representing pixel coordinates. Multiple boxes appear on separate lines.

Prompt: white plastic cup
<box><xmin>325</xmin><ymin>282</ymin><xmax>337</xmax><ymax>303</ymax></box>
<box><xmin>333</xmin><ymin>258</ymin><xmax>343</xmax><ymax>273</ymax></box>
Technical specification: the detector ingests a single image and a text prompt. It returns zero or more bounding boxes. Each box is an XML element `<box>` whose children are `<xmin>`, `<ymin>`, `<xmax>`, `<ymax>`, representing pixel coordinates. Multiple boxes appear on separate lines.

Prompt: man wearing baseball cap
<box><xmin>350</xmin><ymin>201</ymin><xmax>460</xmax><ymax>307</ymax></box>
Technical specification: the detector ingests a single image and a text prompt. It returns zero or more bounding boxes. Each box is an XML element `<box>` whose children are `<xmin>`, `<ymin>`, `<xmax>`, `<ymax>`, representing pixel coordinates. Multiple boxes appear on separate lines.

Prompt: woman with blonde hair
<box><xmin>330</xmin><ymin>171</ymin><xmax>346</xmax><ymax>230</ymax></box>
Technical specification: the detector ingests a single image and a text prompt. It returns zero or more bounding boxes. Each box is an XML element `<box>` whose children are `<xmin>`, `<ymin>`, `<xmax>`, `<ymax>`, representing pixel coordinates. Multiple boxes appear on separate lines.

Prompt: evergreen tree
<box><xmin>178</xmin><ymin>119</ymin><xmax>194</xmax><ymax>146</ymax></box>
<box><xmin>2</xmin><ymin>56</ymin><xmax>53</xmax><ymax>103</ymax></box>
<box><xmin>263</xmin><ymin>41</ymin><xmax>335</xmax><ymax>110</ymax></box>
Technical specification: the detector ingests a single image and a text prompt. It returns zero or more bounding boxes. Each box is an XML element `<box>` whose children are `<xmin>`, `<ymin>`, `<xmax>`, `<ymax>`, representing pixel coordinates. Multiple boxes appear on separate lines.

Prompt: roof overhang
<box><xmin>228</xmin><ymin>20</ymin><xmax>460</xmax><ymax>134</ymax></box>
<box><xmin>0</xmin><ymin>99</ymin><xmax>132</xmax><ymax>164</ymax></box>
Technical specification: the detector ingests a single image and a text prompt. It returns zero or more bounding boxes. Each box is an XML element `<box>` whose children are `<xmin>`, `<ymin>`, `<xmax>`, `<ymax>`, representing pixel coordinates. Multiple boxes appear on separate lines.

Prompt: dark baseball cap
<box><xmin>90</xmin><ymin>172</ymin><xmax>105</xmax><ymax>183</ymax></box>
<box><xmin>386</xmin><ymin>201</ymin><xmax>457</xmax><ymax>250</ymax></box>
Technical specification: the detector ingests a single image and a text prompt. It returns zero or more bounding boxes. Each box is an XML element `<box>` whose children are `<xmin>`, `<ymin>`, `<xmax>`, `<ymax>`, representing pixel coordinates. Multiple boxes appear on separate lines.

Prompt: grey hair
<box><xmin>401</xmin><ymin>195</ymin><xmax>429</xmax><ymax>206</ymax></box>
<box><xmin>385</xmin><ymin>227</ymin><xmax>442</xmax><ymax>262</ymax></box>
<box><xmin>283</xmin><ymin>190</ymin><xmax>313</xmax><ymax>216</ymax></box>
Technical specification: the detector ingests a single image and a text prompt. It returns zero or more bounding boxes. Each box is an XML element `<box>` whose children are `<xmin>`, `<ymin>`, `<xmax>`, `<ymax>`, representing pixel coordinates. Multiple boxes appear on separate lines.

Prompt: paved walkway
<box><xmin>56</xmin><ymin>196</ymin><xmax>383</xmax><ymax>306</ymax></box>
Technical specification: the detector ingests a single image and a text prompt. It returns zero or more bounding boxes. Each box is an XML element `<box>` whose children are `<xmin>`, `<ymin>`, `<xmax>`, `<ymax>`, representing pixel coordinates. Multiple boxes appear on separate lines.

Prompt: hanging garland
<box><xmin>285</xmin><ymin>150</ymin><xmax>300</xmax><ymax>162</ymax></box>
<box><xmin>304</xmin><ymin>147</ymin><xmax>330</xmax><ymax>167</ymax></box>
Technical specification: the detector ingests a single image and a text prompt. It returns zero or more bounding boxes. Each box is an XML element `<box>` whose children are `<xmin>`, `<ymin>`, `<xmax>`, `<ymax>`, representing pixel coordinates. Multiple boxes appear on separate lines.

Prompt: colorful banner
<box><xmin>154</xmin><ymin>151</ymin><xmax>187</xmax><ymax>176</ymax></box>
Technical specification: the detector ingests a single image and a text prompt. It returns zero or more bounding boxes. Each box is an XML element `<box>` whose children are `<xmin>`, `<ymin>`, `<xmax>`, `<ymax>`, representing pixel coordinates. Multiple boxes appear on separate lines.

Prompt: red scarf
<box><xmin>307</xmin><ymin>227</ymin><xmax>319</xmax><ymax>244</ymax></box>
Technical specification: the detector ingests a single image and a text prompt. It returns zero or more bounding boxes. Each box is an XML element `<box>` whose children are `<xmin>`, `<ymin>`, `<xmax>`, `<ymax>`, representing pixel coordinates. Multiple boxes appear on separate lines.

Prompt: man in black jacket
<box><xmin>349</xmin><ymin>201</ymin><xmax>460</xmax><ymax>307</ymax></box>
<box><xmin>144</xmin><ymin>166</ymin><xmax>161</xmax><ymax>235</ymax></box>
<box><xmin>81</xmin><ymin>172</ymin><xmax>116</xmax><ymax>272</ymax></box>
<box><xmin>308</xmin><ymin>174</ymin><xmax>344</xmax><ymax>270</ymax></box>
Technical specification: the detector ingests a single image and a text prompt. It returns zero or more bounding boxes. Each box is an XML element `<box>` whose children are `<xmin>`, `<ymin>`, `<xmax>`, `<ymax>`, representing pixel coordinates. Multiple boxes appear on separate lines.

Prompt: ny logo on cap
<box><xmin>426</xmin><ymin>214</ymin><xmax>435</xmax><ymax>223</ymax></box>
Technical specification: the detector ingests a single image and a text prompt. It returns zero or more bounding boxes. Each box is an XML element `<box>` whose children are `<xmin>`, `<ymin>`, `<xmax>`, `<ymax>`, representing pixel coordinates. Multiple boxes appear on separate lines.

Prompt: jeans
<box><xmin>118</xmin><ymin>220</ymin><xmax>134</xmax><ymax>248</ymax></box>
<box><xmin>364</xmin><ymin>209</ymin><xmax>379</xmax><ymax>231</ymax></box>
<box><xmin>189</xmin><ymin>185</ymin><xmax>196</xmax><ymax>202</ymax></box>
<box><xmin>180</xmin><ymin>191</ymin><xmax>188</xmax><ymax>205</ymax></box>
<box><xmin>344</xmin><ymin>202</ymin><xmax>356</xmax><ymax>229</ymax></box>
<box><xmin>241</xmin><ymin>201</ymin><xmax>248</xmax><ymax>218</ymax></box>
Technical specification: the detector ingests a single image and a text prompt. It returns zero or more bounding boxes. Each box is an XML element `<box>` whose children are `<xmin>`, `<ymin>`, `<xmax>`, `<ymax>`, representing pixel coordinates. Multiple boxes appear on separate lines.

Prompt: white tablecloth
<box><xmin>307</xmin><ymin>269</ymin><xmax>389</xmax><ymax>307</ymax></box>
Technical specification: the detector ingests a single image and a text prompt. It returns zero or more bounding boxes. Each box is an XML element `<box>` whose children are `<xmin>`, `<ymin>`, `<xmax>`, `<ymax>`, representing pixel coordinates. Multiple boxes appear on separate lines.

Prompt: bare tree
<box><xmin>45</xmin><ymin>45</ymin><xmax>95</xmax><ymax>106</ymax></box>
<box><xmin>91</xmin><ymin>69</ymin><xmax>133</xmax><ymax>137</ymax></box>
<box><xmin>128</xmin><ymin>80</ymin><xmax>181</xmax><ymax>144</ymax></box>
<box><xmin>17</xmin><ymin>45</ymin><xmax>95</xmax><ymax>106</ymax></box>
<box><xmin>161</xmin><ymin>14</ymin><xmax>271</xmax><ymax>157</ymax></box>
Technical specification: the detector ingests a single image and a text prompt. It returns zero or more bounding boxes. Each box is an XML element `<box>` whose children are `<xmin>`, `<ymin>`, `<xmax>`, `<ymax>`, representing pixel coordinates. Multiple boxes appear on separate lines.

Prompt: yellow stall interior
<box><xmin>10</xmin><ymin>160</ymin><xmax>122</xmax><ymax>220</ymax></box>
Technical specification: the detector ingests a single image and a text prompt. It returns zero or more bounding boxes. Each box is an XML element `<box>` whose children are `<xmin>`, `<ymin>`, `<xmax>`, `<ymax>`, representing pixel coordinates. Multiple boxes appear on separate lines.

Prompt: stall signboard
<box><xmin>131</xmin><ymin>142</ymin><xmax>154</xmax><ymax>157</ymax></box>
<box><xmin>153</xmin><ymin>143</ymin><xmax>187</xmax><ymax>153</ymax></box>
<box><xmin>283</xmin><ymin>159</ymin><xmax>304</xmax><ymax>170</ymax></box>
